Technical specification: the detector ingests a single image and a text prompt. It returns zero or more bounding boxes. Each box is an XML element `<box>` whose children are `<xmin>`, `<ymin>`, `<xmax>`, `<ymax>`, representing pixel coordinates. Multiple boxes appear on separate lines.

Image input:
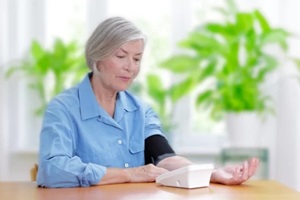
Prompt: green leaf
<box><xmin>257</xmin><ymin>54</ymin><xmax>278</xmax><ymax>81</ymax></box>
<box><xmin>5</xmin><ymin>38</ymin><xmax>87</xmax><ymax>116</ymax></box>
<box><xmin>169</xmin><ymin>77</ymin><xmax>197</xmax><ymax>102</ymax></box>
<box><xmin>147</xmin><ymin>74</ymin><xmax>165</xmax><ymax>104</ymax></box>
<box><xmin>179</xmin><ymin>32</ymin><xmax>220</xmax><ymax>52</ymax></box>
<box><xmin>198</xmin><ymin>59</ymin><xmax>217</xmax><ymax>81</ymax></box>
<box><xmin>5</xmin><ymin>65</ymin><xmax>19</xmax><ymax>78</ymax></box>
<box><xmin>196</xmin><ymin>90</ymin><xmax>214</xmax><ymax>106</ymax></box>
<box><xmin>292</xmin><ymin>58</ymin><xmax>300</xmax><ymax>69</ymax></box>
<box><xmin>203</xmin><ymin>23</ymin><xmax>237</xmax><ymax>42</ymax></box>
<box><xmin>160</xmin><ymin>55</ymin><xmax>199</xmax><ymax>73</ymax></box>
<box><xmin>261</xmin><ymin>29</ymin><xmax>289</xmax><ymax>50</ymax></box>
<box><xmin>236</xmin><ymin>13</ymin><xmax>254</xmax><ymax>33</ymax></box>
<box><xmin>31</xmin><ymin>40</ymin><xmax>45</xmax><ymax>60</ymax></box>
<box><xmin>204</xmin><ymin>23</ymin><xmax>228</xmax><ymax>35</ymax></box>
<box><xmin>254</xmin><ymin>10</ymin><xmax>271</xmax><ymax>33</ymax></box>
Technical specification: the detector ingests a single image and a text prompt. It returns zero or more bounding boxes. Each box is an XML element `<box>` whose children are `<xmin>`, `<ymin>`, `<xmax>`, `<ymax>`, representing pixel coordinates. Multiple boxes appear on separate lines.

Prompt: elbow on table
<box><xmin>36</xmin><ymin>164</ymin><xmax>89</xmax><ymax>188</ymax></box>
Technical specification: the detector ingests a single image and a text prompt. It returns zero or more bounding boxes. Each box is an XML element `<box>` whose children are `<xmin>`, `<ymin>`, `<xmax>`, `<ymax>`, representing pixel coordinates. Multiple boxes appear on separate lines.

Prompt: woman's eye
<box><xmin>116</xmin><ymin>55</ymin><xmax>125</xmax><ymax>58</ymax></box>
<box><xmin>134</xmin><ymin>58</ymin><xmax>141</xmax><ymax>62</ymax></box>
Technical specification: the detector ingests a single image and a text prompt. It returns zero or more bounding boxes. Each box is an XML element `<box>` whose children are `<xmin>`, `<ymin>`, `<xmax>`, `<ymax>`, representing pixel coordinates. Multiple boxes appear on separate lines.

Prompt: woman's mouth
<box><xmin>118</xmin><ymin>76</ymin><xmax>131</xmax><ymax>82</ymax></box>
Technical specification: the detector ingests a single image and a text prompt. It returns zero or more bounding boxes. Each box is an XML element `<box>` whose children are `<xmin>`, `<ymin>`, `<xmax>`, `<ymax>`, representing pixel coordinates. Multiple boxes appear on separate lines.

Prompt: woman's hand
<box><xmin>98</xmin><ymin>164</ymin><xmax>168</xmax><ymax>185</ymax></box>
<box><xmin>210</xmin><ymin>157</ymin><xmax>259</xmax><ymax>185</ymax></box>
<box><xmin>125</xmin><ymin>164</ymin><xmax>169</xmax><ymax>183</ymax></box>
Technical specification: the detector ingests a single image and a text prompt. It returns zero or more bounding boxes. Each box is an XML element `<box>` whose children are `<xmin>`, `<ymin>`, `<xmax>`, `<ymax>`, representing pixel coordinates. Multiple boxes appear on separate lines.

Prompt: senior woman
<box><xmin>37</xmin><ymin>17</ymin><xmax>259</xmax><ymax>188</ymax></box>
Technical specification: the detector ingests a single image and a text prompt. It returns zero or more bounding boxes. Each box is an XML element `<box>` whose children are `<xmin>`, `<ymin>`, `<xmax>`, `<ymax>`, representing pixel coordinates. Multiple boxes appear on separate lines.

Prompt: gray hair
<box><xmin>85</xmin><ymin>16</ymin><xmax>146</xmax><ymax>70</ymax></box>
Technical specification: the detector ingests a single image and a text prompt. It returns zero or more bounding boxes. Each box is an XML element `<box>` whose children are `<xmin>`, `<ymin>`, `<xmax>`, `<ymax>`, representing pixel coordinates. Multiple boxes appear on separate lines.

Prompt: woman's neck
<box><xmin>90</xmin><ymin>74</ymin><xmax>117</xmax><ymax>117</ymax></box>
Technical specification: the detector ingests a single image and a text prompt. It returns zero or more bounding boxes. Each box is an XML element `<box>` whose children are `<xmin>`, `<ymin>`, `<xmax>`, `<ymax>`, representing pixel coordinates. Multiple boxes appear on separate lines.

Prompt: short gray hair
<box><xmin>85</xmin><ymin>16</ymin><xmax>146</xmax><ymax>70</ymax></box>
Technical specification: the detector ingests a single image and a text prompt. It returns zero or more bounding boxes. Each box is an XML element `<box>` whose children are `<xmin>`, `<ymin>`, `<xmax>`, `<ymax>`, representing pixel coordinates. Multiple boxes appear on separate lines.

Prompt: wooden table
<box><xmin>0</xmin><ymin>180</ymin><xmax>299</xmax><ymax>200</ymax></box>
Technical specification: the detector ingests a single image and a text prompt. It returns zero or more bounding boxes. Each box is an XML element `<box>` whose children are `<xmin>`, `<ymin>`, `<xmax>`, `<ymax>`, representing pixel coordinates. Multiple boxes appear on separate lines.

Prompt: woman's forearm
<box><xmin>156</xmin><ymin>155</ymin><xmax>193</xmax><ymax>171</ymax></box>
<box><xmin>97</xmin><ymin>168</ymin><xmax>130</xmax><ymax>185</ymax></box>
<box><xmin>97</xmin><ymin>164</ymin><xmax>169</xmax><ymax>185</ymax></box>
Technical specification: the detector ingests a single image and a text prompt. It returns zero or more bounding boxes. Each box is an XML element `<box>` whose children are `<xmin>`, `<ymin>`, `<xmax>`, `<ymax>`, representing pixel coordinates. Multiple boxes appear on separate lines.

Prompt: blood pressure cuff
<box><xmin>144</xmin><ymin>135</ymin><xmax>176</xmax><ymax>165</ymax></box>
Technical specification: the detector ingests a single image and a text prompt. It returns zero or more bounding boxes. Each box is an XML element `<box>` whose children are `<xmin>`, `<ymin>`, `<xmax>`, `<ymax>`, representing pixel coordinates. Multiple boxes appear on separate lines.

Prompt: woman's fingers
<box><xmin>238</xmin><ymin>158</ymin><xmax>259</xmax><ymax>183</ymax></box>
<box><xmin>247</xmin><ymin>157</ymin><xmax>259</xmax><ymax>177</ymax></box>
<box><xmin>127</xmin><ymin>164</ymin><xmax>169</xmax><ymax>183</ymax></box>
<box><xmin>144</xmin><ymin>164</ymin><xmax>169</xmax><ymax>178</ymax></box>
<box><xmin>241</xmin><ymin>161</ymin><xmax>249</xmax><ymax>181</ymax></box>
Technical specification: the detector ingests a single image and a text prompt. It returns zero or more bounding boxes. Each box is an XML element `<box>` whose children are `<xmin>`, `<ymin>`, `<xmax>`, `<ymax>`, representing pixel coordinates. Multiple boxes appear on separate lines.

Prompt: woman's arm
<box><xmin>98</xmin><ymin>154</ymin><xmax>259</xmax><ymax>186</ymax></box>
<box><xmin>157</xmin><ymin>156</ymin><xmax>259</xmax><ymax>185</ymax></box>
<box><xmin>143</xmin><ymin>128</ymin><xmax>259</xmax><ymax>185</ymax></box>
<box><xmin>156</xmin><ymin>155</ymin><xmax>193</xmax><ymax>171</ymax></box>
<box><xmin>97</xmin><ymin>164</ymin><xmax>169</xmax><ymax>185</ymax></box>
<box><xmin>38</xmin><ymin>105</ymin><xmax>106</xmax><ymax>188</ymax></box>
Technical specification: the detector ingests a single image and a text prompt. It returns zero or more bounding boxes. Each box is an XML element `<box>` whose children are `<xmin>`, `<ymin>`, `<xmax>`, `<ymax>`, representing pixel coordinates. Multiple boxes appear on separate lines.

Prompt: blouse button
<box><xmin>117</xmin><ymin>140</ymin><xmax>122</xmax><ymax>144</ymax></box>
<box><xmin>124</xmin><ymin>163</ymin><xmax>129</xmax><ymax>168</ymax></box>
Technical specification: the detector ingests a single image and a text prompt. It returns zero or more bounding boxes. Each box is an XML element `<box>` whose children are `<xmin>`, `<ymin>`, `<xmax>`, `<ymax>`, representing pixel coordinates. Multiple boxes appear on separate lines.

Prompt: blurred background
<box><xmin>0</xmin><ymin>0</ymin><xmax>300</xmax><ymax>191</ymax></box>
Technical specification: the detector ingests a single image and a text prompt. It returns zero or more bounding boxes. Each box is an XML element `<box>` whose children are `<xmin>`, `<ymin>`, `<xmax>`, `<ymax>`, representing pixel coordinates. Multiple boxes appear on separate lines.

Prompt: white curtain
<box><xmin>0</xmin><ymin>0</ymin><xmax>45</xmax><ymax>180</ymax></box>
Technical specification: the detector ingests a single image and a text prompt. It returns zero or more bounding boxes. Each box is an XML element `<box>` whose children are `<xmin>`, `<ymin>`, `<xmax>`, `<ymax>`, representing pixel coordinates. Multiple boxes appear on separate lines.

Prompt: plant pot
<box><xmin>226</xmin><ymin>112</ymin><xmax>262</xmax><ymax>147</ymax></box>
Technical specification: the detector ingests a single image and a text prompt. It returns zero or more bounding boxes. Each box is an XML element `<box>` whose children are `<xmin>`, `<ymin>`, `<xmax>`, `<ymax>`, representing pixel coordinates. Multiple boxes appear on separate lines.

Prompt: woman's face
<box><xmin>95</xmin><ymin>39</ymin><xmax>144</xmax><ymax>92</ymax></box>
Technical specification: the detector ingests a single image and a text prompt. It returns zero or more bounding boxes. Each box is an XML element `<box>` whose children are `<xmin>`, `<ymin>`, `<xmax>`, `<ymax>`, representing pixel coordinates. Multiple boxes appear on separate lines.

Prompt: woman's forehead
<box><xmin>116</xmin><ymin>39</ymin><xmax>145</xmax><ymax>54</ymax></box>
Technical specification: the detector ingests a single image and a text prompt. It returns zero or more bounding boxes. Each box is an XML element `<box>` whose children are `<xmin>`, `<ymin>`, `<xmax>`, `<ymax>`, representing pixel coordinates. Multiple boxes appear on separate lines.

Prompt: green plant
<box><xmin>6</xmin><ymin>38</ymin><xmax>88</xmax><ymax>115</ymax></box>
<box><xmin>146</xmin><ymin>74</ymin><xmax>174</xmax><ymax>133</ymax></box>
<box><xmin>129</xmin><ymin>74</ymin><xmax>174</xmax><ymax>134</ymax></box>
<box><xmin>161</xmin><ymin>0</ymin><xmax>294</xmax><ymax>120</ymax></box>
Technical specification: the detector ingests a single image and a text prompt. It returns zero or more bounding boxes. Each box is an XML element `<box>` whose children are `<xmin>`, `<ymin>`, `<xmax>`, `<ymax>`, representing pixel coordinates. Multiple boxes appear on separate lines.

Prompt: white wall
<box><xmin>0</xmin><ymin>0</ymin><xmax>45</xmax><ymax>180</ymax></box>
<box><xmin>275</xmin><ymin>0</ymin><xmax>300</xmax><ymax>190</ymax></box>
<box><xmin>0</xmin><ymin>0</ymin><xmax>9</xmax><ymax>181</ymax></box>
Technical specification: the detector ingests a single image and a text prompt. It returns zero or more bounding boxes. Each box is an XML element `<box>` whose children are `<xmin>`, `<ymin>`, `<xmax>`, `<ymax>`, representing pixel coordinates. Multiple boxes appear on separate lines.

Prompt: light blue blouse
<box><xmin>37</xmin><ymin>73</ymin><xmax>165</xmax><ymax>188</ymax></box>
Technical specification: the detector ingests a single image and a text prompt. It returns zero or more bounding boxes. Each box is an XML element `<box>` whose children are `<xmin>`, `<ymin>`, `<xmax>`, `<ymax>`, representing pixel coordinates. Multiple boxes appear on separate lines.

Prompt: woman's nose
<box><xmin>124</xmin><ymin>58</ymin><xmax>134</xmax><ymax>71</ymax></box>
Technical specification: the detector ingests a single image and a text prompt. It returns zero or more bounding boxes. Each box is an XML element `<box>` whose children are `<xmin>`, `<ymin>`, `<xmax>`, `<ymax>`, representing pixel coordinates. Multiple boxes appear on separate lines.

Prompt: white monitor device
<box><xmin>156</xmin><ymin>164</ymin><xmax>214</xmax><ymax>189</ymax></box>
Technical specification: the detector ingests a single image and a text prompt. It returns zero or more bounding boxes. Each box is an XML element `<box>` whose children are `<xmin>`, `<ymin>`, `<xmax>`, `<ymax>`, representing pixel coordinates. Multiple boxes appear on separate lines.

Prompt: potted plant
<box><xmin>6</xmin><ymin>38</ymin><xmax>88</xmax><ymax>115</ymax></box>
<box><xmin>160</xmin><ymin>0</ymin><xmax>297</xmax><ymax>147</ymax></box>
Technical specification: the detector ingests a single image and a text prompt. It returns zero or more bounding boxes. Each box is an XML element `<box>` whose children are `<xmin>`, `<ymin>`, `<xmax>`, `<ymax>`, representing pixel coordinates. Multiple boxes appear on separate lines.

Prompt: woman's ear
<box><xmin>93</xmin><ymin>61</ymin><xmax>101</xmax><ymax>73</ymax></box>
<box><xmin>92</xmin><ymin>61</ymin><xmax>97</xmax><ymax>71</ymax></box>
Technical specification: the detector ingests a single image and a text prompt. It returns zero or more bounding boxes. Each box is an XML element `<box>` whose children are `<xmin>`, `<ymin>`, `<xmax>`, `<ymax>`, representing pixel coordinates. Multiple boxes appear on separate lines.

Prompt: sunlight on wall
<box><xmin>45</xmin><ymin>0</ymin><xmax>86</xmax><ymax>45</ymax></box>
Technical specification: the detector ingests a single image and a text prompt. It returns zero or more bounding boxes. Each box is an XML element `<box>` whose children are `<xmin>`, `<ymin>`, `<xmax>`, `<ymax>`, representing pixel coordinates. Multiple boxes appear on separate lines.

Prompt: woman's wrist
<box><xmin>210</xmin><ymin>169</ymin><xmax>219</xmax><ymax>183</ymax></box>
<box><xmin>123</xmin><ymin>168</ymin><xmax>131</xmax><ymax>183</ymax></box>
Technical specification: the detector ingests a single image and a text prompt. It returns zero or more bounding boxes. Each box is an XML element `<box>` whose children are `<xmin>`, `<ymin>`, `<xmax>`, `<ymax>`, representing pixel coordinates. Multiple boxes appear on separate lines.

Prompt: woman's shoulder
<box><xmin>47</xmin><ymin>86</ymin><xmax>79</xmax><ymax>111</ymax></box>
<box><xmin>47</xmin><ymin>73</ymin><xmax>91</xmax><ymax>109</ymax></box>
<box><xmin>119</xmin><ymin>91</ymin><xmax>150</xmax><ymax>110</ymax></box>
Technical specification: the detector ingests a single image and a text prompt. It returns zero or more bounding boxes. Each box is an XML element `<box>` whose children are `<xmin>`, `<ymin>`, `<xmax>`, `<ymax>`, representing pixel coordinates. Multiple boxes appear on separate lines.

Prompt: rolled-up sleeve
<box><xmin>144</xmin><ymin>105</ymin><xmax>165</xmax><ymax>139</ymax></box>
<box><xmin>37</xmin><ymin>105</ymin><xmax>106</xmax><ymax>188</ymax></box>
